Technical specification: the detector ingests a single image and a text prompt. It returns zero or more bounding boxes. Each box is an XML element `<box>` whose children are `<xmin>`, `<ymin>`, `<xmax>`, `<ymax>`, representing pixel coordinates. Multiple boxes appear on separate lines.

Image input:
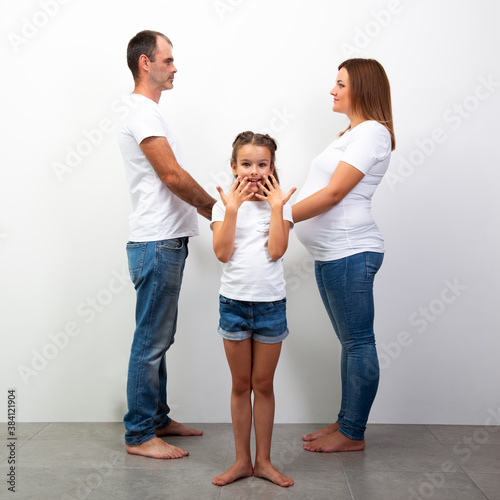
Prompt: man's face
<box><xmin>149</xmin><ymin>37</ymin><xmax>177</xmax><ymax>91</ymax></box>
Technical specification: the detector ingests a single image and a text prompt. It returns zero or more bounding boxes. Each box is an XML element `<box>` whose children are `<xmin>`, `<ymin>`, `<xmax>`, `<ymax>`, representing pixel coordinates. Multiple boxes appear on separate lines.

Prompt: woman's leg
<box><xmin>212</xmin><ymin>338</ymin><xmax>254</xmax><ymax>486</ymax></box>
<box><xmin>252</xmin><ymin>340</ymin><xmax>294</xmax><ymax>487</ymax></box>
<box><xmin>304</xmin><ymin>252</ymin><xmax>383</xmax><ymax>452</ymax></box>
<box><xmin>302</xmin><ymin>260</ymin><xmax>345</xmax><ymax>442</ymax></box>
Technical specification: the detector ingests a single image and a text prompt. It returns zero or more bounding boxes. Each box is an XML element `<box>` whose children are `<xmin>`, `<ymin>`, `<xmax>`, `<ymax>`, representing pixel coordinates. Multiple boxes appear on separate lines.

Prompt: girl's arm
<box><xmin>291</xmin><ymin>161</ymin><xmax>364</xmax><ymax>223</ymax></box>
<box><xmin>256</xmin><ymin>175</ymin><xmax>296</xmax><ymax>260</ymax></box>
<box><xmin>213</xmin><ymin>177</ymin><xmax>254</xmax><ymax>263</ymax></box>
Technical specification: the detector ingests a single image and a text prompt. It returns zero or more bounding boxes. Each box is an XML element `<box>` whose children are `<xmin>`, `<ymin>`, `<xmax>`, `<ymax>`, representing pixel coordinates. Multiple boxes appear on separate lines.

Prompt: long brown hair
<box><xmin>231</xmin><ymin>131</ymin><xmax>280</xmax><ymax>183</ymax></box>
<box><xmin>339</xmin><ymin>58</ymin><xmax>395</xmax><ymax>151</ymax></box>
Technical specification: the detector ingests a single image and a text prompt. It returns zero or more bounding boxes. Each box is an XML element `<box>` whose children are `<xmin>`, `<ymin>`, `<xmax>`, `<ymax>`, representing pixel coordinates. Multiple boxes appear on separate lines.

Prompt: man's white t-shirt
<box><xmin>118</xmin><ymin>94</ymin><xmax>199</xmax><ymax>242</ymax></box>
<box><xmin>211</xmin><ymin>201</ymin><xmax>294</xmax><ymax>302</ymax></box>
<box><xmin>295</xmin><ymin>120</ymin><xmax>391</xmax><ymax>261</ymax></box>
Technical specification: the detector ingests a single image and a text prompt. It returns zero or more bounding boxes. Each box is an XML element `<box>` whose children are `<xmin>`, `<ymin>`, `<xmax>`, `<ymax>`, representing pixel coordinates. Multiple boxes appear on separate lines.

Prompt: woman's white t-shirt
<box><xmin>295</xmin><ymin>120</ymin><xmax>391</xmax><ymax>261</ymax></box>
<box><xmin>211</xmin><ymin>201</ymin><xmax>294</xmax><ymax>302</ymax></box>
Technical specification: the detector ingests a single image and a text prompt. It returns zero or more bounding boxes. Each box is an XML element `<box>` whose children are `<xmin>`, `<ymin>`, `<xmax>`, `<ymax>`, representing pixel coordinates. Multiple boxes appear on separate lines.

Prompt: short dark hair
<box><xmin>126</xmin><ymin>30</ymin><xmax>172</xmax><ymax>81</ymax></box>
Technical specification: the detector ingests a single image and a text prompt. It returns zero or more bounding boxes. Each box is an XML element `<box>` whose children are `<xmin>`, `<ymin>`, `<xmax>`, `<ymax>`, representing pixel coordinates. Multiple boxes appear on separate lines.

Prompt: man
<box><xmin>118</xmin><ymin>30</ymin><xmax>216</xmax><ymax>459</ymax></box>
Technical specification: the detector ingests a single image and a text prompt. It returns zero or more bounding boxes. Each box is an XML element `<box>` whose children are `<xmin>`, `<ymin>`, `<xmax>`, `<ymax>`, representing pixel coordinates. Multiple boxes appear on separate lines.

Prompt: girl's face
<box><xmin>231</xmin><ymin>144</ymin><xmax>274</xmax><ymax>196</ymax></box>
<box><xmin>330</xmin><ymin>67</ymin><xmax>352</xmax><ymax>117</ymax></box>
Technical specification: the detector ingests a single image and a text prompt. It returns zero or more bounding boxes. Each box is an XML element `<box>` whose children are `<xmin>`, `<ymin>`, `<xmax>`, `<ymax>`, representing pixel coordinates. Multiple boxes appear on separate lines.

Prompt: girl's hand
<box><xmin>216</xmin><ymin>176</ymin><xmax>254</xmax><ymax>211</ymax></box>
<box><xmin>255</xmin><ymin>174</ymin><xmax>296</xmax><ymax>209</ymax></box>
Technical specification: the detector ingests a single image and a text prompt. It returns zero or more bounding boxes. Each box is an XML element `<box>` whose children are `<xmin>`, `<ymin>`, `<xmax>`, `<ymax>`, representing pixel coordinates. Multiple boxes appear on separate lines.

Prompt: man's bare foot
<box><xmin>212</xmin><ymin>461</ymin><xmax>253</xmax><ymax>486</ymax></box>
<box><xmin>155</xmin><ymin>420</ymin><xmax>203</xmax><ymax>437</ymax></box>
<box><xmin>254</xmin><ymin>461</ymin><xmax>294</xmax><ymax>487</ymax></box>
<box><xmin>126</xmin><ymin>437</ymin><xmax>189</xmax><ymax>459</ymax></box>
<box><xmin>303</xmin><ymin>432</ymin><xmax>365</xmax><ymax>453</ymax></box>
<box><xmin>302</xmin><ymin>423</ymin><xmax>340</xmax><ymax>441</ymax></box>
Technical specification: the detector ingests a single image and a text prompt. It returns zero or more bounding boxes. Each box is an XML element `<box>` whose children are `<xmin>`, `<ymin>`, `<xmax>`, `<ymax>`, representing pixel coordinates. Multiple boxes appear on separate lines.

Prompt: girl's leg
<box><xmin>213</xmin><ymin>338</ymin><xmax>254</xmax><ymax>486</ymax></box>
<box><xmin>252</xmin><ymin>340</ymin><xmax>294</xmax><ymax>487</ymax></box>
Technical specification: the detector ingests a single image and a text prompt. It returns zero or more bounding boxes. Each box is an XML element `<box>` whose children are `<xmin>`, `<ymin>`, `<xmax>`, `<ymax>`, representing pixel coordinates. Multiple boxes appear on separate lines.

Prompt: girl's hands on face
<box><xmin>255</xmin><ymin>174</ymin><xmax>297</xmax><ymax>208</ymax></box>
<box><xmin>216</xmin><ymin>176</ymin><xmax>254</xmax><ymax>211</ymax></box>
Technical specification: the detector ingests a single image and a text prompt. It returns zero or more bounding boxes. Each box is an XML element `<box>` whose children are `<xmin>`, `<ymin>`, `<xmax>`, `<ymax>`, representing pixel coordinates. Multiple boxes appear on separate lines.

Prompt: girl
<box><xmin>211</xmin><ymin>131</ymin><xmax>296</xmax><ymax>487</ymax></box>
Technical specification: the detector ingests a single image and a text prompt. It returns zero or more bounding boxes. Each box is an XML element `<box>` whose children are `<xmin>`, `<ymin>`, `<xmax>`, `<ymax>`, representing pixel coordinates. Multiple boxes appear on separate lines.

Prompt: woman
<box><xmin>292</xmin><ymin>58</ymin><xmax>395</xmax><ymax>453</ymax></box>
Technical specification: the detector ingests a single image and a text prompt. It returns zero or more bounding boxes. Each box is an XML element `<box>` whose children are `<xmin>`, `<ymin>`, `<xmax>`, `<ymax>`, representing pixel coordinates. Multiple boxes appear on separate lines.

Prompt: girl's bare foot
<box><xmin>302</xmin><ymin>423</ymin><xmax>340</xmax><ymax>441</ymax></box>
<box><xmin>212</xmin><ymin>461</ymin><xmax>253</xmax><ymax>486</ymax></box>
<box><xmin>126</xmin><ymin>437</ymin><xmax>189</xmax><ymax>459</ymax></box>
<box><xmin>254</xmin><ymin>461</ymin><xmax>294</xmax><ymax>487</ymax></box>
<box><xmin>155</xmin><ymin>420</ymin><xmax>203</xmax><ymax>437</ymax></box>
<box><xmin>303</xmin><ymin>432</ymin><xmax>365</xmax><ymax>453</ymax></box>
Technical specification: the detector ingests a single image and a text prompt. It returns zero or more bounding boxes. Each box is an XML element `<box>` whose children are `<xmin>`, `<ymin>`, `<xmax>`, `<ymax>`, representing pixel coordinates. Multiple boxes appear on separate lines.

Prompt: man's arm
<box><xmin>140</xmin><ymin>136</ymin><xmax>216</xmax><ymax>219</ymax></box>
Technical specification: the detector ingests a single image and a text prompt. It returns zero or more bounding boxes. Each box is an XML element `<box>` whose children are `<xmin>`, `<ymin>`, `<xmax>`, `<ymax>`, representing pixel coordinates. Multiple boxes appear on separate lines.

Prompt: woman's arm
<box><xmin>292</xmin><ymin>161</ymin><xmax>364</xmax><ymax>223</ymax></box>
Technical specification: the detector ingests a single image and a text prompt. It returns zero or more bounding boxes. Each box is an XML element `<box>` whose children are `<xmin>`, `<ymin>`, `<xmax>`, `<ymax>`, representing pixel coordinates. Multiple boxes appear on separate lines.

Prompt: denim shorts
<box><xmin>218</xmin><ymin>295</ymin><xmax>289</xmax><ymax>344</ymax></box>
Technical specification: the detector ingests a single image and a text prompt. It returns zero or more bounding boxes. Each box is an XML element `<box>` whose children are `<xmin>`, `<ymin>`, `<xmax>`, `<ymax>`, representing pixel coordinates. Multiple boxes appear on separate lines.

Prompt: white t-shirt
<box><xmin>211</xmin><ymin>201</ymin><xmax>294</xmax><ymax>302</ymax></box>
<box><xmin>118</xmin><ymin>94</ymin><xmax>199</xmax><ymax>242</ymax></box>
<box><xmin>295</xmin><ymin>120</ymin><xmax>391</xmax><ymax>261</ymax></box>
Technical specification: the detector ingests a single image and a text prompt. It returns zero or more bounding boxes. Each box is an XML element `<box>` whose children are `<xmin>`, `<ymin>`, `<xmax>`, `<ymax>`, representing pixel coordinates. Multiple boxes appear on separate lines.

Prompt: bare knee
<box><xmin>251</xmin><ymin>377</ymin><xmax>274</xmax><ymax>398</ymax></box>
<box><xmin>232</xmin><ymin>377</ymin><xmax>251</xmax><ymax>397</ymax></box>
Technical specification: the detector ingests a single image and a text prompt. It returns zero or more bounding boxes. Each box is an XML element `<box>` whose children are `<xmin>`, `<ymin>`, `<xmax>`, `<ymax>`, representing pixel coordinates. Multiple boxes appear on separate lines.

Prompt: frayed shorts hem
<box><xmin>218</xmin><ymin>327</ymin><xmax>289</xmax><ymax>344</ymax></box>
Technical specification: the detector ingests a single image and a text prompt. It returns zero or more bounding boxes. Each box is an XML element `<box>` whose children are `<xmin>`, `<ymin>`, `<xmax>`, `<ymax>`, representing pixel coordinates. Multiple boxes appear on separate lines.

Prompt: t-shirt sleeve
<box><xmin>340</xmin><ymin>122</ymin><xmax>391</xmax><ymax>175</ymax></box>
<box><xmin>283</xmin><ymin>202</ymin><xmax>294</xmax><ymax>229</ymax></box>
<box><xmin>127</xmin><ymin>105</ymin><xmax>167</xmax><ymax>145</ymax></box>
<box><xmin>210</xmin><ymin>200</ymin><xmax>226</xmax><ymax>230</ymax></box>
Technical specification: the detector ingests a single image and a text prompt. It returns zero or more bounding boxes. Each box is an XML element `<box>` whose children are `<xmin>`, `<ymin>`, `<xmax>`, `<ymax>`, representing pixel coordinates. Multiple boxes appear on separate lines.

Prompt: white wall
<box><xmin>1</xmin><ymin>0</ymin><xmax>499</xmax><ymax>426</ymax></box>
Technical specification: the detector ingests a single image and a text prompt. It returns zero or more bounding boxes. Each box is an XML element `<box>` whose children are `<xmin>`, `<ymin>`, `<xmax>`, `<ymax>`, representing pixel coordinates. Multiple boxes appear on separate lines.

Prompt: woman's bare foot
<box><xmin>254</xmin><ymin>461</ymin><xmax>294</xmax><ymax>487</ymax></box>
<box><xmin>303</xmin><ymin>432</ymin><xmax>365</xmax><ymax>453</ymax></box>
<box><xmin>212</xmin><ymin>460</ymin><xmax>253</xmax><ymax>486</ymax></box>
<box><xmin>126</xmin><ymin>436</ymin><xmax>189</xmax><ymax>459</ymax></box>
<box><xmin>302</xmin><ymin>423</ymin><xmax>340</xmax><ymax>442</ymax></box>
<box><xmin>155</xmin><ymin>420</ymin><xmax>203</xmax><ymax>437</ymax></box>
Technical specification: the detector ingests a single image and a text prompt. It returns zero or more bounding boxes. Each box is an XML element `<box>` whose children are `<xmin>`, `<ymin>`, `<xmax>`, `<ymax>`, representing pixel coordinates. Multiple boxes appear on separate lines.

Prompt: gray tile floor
<box><xmin>1</xmin><ymin>422</ymin><xmax>499</xmax><ymax>499</ymax></box>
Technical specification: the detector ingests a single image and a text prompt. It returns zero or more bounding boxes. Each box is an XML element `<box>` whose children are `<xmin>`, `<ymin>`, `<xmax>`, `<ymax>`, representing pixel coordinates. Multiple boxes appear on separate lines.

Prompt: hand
<box><xmin>216</xmin><ymin>176</ymin><xmax>254</xmax><ymax>212</ymax></box>
<box><xmin>255</xmin><ymin>174</ymin><xmax>297</xmax><ymax>209</ymax></box>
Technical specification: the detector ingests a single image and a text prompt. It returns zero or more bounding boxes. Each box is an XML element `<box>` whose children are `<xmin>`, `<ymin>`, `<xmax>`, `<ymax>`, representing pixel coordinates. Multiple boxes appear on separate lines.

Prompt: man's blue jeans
<box><xmin>124</xmin><ymin>238</ymin><xmax>189</xmax><ymax>445</ymax></box>
<box><xmin>315</xmin><ymin>251</ymin><xmax>384</xmax><ymax>441</ymax></box>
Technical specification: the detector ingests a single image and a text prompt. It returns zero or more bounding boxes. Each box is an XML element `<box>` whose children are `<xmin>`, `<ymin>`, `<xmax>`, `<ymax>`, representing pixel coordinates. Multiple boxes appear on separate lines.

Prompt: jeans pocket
<box><xmin>126</xmin><ymin>242</ymin><xmax>146</xmax><ymax>285</ymax></box>
<box><xmin>365</xmin><ymin>252</ymin><xmax>384</xmax><ymax>281</ymax></box>
<box><xmin>159</xmin><ymin>238</ymin><xmax>185</xmax><ymax>250</ymax></box>
<box><xmin>219</xmin><ymin>295</ymin><xmax>233</xmax><ymax>306</ymax></box>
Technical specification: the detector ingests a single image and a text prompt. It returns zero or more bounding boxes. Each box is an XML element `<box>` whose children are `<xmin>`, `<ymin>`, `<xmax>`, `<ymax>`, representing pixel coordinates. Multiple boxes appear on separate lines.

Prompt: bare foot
<box><xmin>303</xmin><ymin>432</ymin><xmax>365</xmax><ymax>453</ymax></box>
<box><xmin>155</xmin><ymin>420</ymin><xmax>203</xmax><ymax>437</ymax></box>
<box><xmin>254</xmin><ymin>461</ymin><xmax>294</xmax><ymax>487</ymax></box>
<box><xmin>126</xmin><ymin>437</ymin><xmax>189</xmax><ymax>459</ymax></box>
<box><xmin>212</xmin><ymin>461</ymin><xmax>253</xmax><ymax>486</ymax></box>
<box><xmin>302</xmin><ymin>423</ymin><xmax>340</xmax><ymax>442</ymax></box>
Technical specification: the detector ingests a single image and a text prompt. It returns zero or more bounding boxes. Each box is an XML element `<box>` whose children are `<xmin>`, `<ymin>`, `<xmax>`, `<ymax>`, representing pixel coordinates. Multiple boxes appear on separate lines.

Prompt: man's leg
<box><xmin>124</xmin><ymin>238</ymin><xmax>194</xmax><ymax>458</ymax></box>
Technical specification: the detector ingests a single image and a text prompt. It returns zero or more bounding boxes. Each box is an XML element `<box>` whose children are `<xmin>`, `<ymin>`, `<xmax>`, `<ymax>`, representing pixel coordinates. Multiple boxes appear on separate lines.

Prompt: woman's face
<box><xmin>330</xmin><ymin>67</ymin><xmax>352</xmax><ymax>117</ymax></box>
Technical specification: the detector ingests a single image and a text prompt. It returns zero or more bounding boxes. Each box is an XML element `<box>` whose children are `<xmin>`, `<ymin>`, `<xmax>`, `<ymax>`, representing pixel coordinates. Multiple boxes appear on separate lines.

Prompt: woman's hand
<box><xmin>255</xmin><ymin>174</ymin><xmax>296</xmax><ymax>209</ymax></box>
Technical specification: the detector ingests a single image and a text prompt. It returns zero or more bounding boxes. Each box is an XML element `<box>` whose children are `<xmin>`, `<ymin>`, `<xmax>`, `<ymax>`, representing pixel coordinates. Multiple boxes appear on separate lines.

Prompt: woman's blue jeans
<box><xmin>315</xmin><ymin>251</ymin><xmax>384</xmax><ymax>441</ymax></box>
<box><xmin>124</xmin><ymin>238</ymin><xmax>188</xmax><ymax>445</ymax></box>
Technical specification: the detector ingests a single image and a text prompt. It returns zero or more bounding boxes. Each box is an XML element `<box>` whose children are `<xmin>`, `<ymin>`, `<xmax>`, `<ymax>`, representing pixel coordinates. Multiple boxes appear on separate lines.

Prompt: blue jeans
<box><xmin>315</xmin><ymin>251</ymin><xmax>384</xmax><ymax>441</ymax></box>
<box><xmin>124</xmin><ymin>238</ymin><xmax>188</xmax><ymax>445</ymax></box>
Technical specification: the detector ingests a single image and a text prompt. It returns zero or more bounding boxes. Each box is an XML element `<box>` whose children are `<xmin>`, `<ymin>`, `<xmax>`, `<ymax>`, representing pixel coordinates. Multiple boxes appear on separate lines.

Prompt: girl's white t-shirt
<box><xmin>118</xmin><ymin>94</ymin><xmax>199</xmax><ymax>242</ymax></box>
<box><xmin>295</xmin><ymin>120</ymin><xmax>391</xmax><ymax>261</ymax></box>
<box><xmin>211</xmin><ymin>201</ymin><xmax>293</xmax><ymax>302</ymax></box>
